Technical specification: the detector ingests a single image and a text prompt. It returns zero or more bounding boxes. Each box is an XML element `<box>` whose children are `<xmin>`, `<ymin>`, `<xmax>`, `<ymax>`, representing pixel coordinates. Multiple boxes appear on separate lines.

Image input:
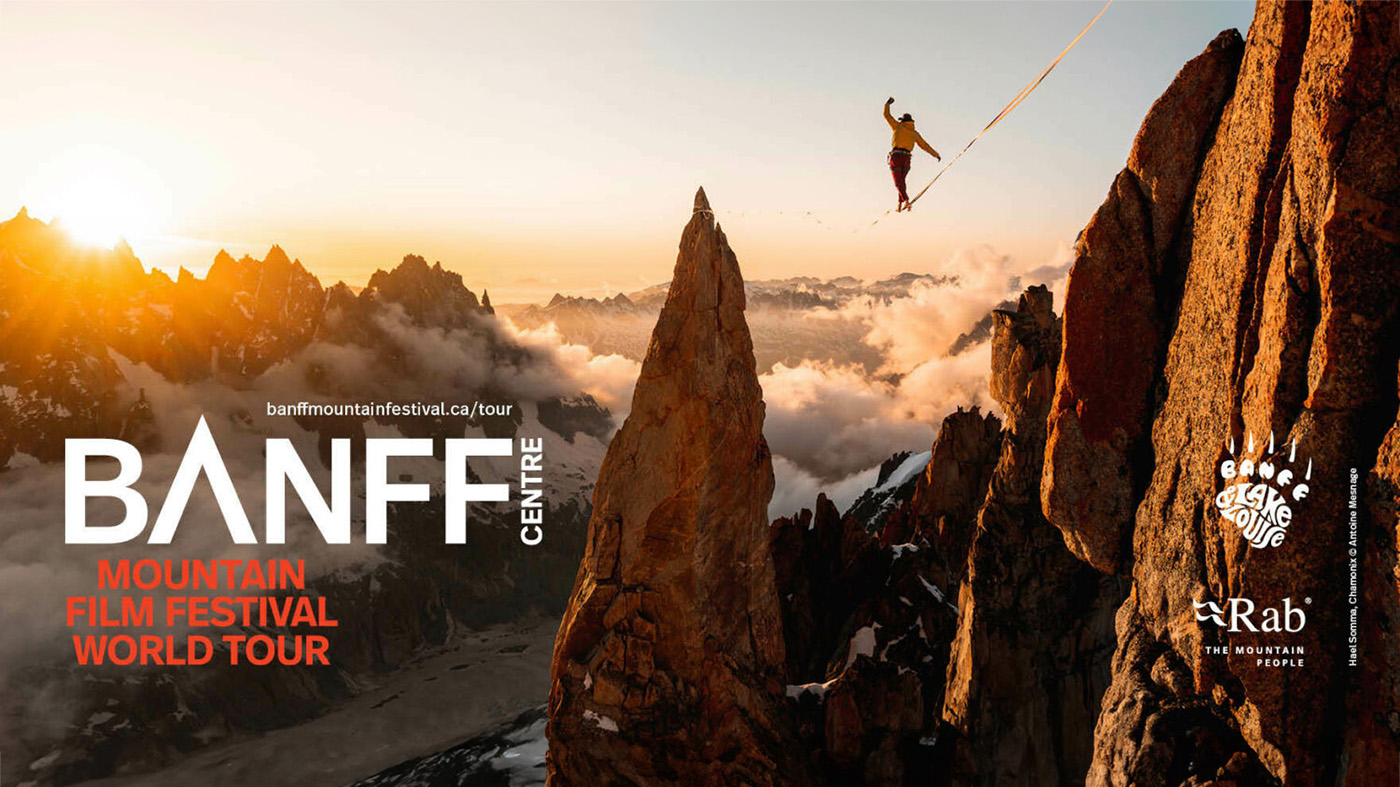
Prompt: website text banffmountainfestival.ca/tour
<box><xmin>265</xmin><ymin>401</ymin><xmax>516</xmax><ymax>418</ymax></box>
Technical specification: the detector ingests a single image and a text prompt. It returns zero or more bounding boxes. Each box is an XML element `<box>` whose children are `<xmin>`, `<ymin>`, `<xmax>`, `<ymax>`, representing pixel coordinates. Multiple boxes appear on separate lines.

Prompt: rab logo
<box><xmin>1193</xmin><ymin>599</ymin><xmax>1227</xmax><ymax>627</ymax></box>
<box><xmin>1216</xmin><ymin>431</ymin><xmax>1311</xmax><ymax>549</ymax></box>
<box><xmin>1193</xmin><ymin>596</ymin><xmax>1308</xmax><ymax>633</ymax></box>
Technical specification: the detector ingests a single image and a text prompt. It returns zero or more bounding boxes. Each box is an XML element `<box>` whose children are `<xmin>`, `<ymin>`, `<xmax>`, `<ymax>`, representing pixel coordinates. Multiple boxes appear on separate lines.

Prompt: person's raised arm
<box><xmin>884</xmin><ymin>97</ymin><xmax>898</xmax><ymax>130</ymax></box>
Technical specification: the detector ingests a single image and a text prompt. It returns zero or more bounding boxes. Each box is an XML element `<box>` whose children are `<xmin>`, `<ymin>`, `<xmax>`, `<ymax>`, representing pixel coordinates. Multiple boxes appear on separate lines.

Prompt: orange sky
<box><xmin>0</xmin><ymin>1</ymin><xmax>1253</xmax><ymax>302</ymax></box>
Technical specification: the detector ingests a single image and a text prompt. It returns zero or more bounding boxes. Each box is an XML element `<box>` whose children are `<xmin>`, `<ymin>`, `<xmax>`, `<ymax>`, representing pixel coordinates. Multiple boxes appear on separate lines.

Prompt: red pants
<box><xmin>889</xmin><ymin>149</ymin><xmax>912</xmax><ymax>202</ymax></box>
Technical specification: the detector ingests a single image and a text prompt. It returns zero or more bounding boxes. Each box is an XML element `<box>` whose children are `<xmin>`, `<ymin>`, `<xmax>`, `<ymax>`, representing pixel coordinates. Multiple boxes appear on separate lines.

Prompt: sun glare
<box><xmin>53</xmin><ymin>175</ymin><xmax>153</xmax><ymax>248</ymax></box>
<box><xmin>30</xmin><ymin>147</ymin><xmax>167</xmax><ymax>250</ymax></box>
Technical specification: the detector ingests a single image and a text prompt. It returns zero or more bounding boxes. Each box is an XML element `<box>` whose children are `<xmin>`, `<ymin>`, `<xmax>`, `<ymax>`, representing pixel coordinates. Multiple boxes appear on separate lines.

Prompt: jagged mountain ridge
<box><xmin>585</xmin><ymin>271</ymin><xmax>957</xmax><ymax>313</ymax></box>
<box><xmin>503</xmin><ymin>272</ymin><xmax>1000</xmax><ymax>373</ymax></box>
<box><xmin>0</xmin><ymin>208</ymin><xmax>611</xmax><ymax>471</ymax></box>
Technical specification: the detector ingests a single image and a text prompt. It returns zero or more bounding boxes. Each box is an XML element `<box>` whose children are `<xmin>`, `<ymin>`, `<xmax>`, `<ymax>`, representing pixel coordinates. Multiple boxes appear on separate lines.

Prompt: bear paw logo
<box><xmin>1216</xmin><ymin>431</ymin><xmax>1310</xmax><ymax>550</ymax></box>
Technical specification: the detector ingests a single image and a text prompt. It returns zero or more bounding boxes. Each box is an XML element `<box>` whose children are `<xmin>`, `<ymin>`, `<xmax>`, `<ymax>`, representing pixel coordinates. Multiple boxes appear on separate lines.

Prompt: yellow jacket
<box><xmin>885</xmin><ymin>104</ymin><xmax>939</xmax><ymax>157</ymax></box>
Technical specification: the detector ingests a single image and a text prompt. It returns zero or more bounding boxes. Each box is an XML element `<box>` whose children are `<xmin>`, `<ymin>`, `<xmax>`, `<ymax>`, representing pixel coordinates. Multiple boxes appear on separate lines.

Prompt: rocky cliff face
<box><xmin>760</xmin><ymin>289</ymin><xmax>1124</xmax><ymax>787</ymax></box>
<box><xmin>768</xmin><ymin>403</ymin><xmax>1003</xmax><ymax>786</ymax></box>
<box><xmin>771</xmin><ymin>490</ymin><xmax>961</xmax><ymax>787</ymax></box>
<box><xmin>547</xmin><ymin>189</ymin><xmax>807</xmax><ymax>786</ymax></box>
<box><xmin>1042</xmin><ymin>28</ymin><xmax>1247</xmax><ymax>575</ymax></box>
<box><xmin>941</xmin><ymin>287</ymin><xmax>1129</xmax><ymax>786</ymax></box>
<box><xmin>870</xmin><ymin>408</ymin><xmax>1001</xmax><ymax>596</ymax></box>
<box><xmin>1044</xmin><ymin>2</ymin><xmax>1400</xmax><ymax>784</ymax></box>
<box><xmin>771</xmin><ymin>494</ymin><xmax>888</xmax><ymax>687</ymax></box>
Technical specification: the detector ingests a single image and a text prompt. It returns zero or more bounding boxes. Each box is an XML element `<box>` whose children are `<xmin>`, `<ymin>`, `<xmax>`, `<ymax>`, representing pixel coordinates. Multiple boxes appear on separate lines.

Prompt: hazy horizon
<box><xmin>0</xmin><ymin>1</ymin><xmax>1253</xmax><ymax>302</ymax></box>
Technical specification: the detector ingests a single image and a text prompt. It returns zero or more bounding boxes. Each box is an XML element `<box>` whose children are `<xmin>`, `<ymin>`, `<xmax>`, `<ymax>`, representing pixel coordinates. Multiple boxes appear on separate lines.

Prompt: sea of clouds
<box><xmin>507</xmin><ymin>242</ymin><xmax>1072</xmax><ymax>519</ymax></box>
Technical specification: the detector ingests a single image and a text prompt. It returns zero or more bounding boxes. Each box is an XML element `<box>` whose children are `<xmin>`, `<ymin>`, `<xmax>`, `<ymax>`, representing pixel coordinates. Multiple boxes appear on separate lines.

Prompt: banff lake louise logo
<box><xmin>1216</xmin><ymin>432</ymin><xmax>1311</xmax><ymax>549</ymax></box>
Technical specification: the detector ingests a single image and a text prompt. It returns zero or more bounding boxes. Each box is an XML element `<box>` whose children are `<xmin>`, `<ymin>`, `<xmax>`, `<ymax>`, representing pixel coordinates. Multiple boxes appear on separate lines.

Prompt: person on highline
<box><xmin>884</xmin><ymin>97</ymin><xmax>941</xmax><ymax>212</ymax></box>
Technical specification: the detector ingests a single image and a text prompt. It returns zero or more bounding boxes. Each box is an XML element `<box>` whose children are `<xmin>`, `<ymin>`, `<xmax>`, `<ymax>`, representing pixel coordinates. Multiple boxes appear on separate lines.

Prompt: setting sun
<box><xmin>52</xmin><ymin>175</ymin><xmax>151</xmax><ymax>248</ymax></box>
<box><xmin>27</xmin><ymin>146</ymin><xmax>167</xmax><ymax>250</ymax></box>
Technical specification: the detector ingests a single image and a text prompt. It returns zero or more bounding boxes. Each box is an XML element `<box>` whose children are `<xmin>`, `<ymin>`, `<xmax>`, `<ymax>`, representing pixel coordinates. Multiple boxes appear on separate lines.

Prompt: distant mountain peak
<box><xmin>264</xmin><ymin>244</ymin><xmax>292</xmax><ymax>267</ymax></box>
<box><xmin>362</xmin><ymin>253</ymin><xmax>484</xmax><ymax>326</ymax></box>
<box><xmin>399</xmin><ymin>253</ymin><xmax>429</xmax><ymax>271</ymax></box>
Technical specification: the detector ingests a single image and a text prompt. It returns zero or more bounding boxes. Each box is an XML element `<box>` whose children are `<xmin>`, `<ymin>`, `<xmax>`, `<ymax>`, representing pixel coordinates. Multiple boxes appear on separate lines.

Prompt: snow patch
<box><xmin>919</xmin><ymin>575</ymin><xmax>957</xmax><ymax>611</ymax></box>
<box><xmin>29</xmin><ymin>749</ymin><xmax>62</xmax><ymax>771</ymax></box>
<box><xmin>6</xmin><ymin>451</ymin><xmax>40</xmax><ymax>469</ymax></box>
<box><xmin>785</xmin><ymin>681</ymin><xmax>834</xmax><ymax>700</ymax></box>
<box><xmin>583</xmin><ymin>709</ymin><xmax>618</xmax><ymax>732</ymax></box>
<box><xmin>844</xmin><ymin>624</ymin><xmax>880</xmax><ymax>669</ymax></box>
<box><xmin>875</xmin><ymin>451</ymin><xmax>931</xmax><ymax>493</ymax></box>
<box><xmin>889</xmin><ymin>542</ymin><xmax>920</xmax><ymax>559</ymax></box>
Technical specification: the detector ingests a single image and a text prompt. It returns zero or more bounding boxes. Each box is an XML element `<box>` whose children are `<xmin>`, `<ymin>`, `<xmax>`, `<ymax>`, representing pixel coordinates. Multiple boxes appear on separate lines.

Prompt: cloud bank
<box><xmin>506</xmin><ymin>243</ymin><xmax>1073</xmax><ymax>516</ymax></box>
